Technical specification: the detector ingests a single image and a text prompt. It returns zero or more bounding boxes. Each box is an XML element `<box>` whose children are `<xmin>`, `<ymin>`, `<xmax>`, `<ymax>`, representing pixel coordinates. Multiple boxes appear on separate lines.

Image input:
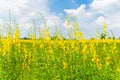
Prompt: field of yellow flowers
<box><xmin>0</xmin><ymin>36</ymin><xmax>120</xmax><ymax>80</ymax></box>
<box><xmin>0</xmin><ymin>15</ymin><xmax>120</xmax><ymax>80</ymax></box>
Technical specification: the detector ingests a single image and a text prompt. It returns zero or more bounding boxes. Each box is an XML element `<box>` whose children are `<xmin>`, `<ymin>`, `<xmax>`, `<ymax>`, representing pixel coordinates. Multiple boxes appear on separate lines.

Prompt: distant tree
<box><xmin>90</xmin><ymin>38</ymin><xmax>95</xmax><ymax>40</ymax></box>
<box><xmin>51</xmin><ymin>35</ymin><xmax>66</xmax><ymax>40</ymax></box>
<box><xmin>100</xmin><ymin>33</ymin><xmax>106</xmax><ymax>39</ymax></box>
<box><xmin>23</xmin><ymin>37</ymin><xmax>31</xmax><ymax>40</ymax></box>
<box><xmin>51</xmin><ymin>36</ymin><xmax>60</xmax><ymax>40</ymax></box>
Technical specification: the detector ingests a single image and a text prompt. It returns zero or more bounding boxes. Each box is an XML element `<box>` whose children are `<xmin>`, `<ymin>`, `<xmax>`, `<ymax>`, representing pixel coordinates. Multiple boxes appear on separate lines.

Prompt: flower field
<box><xmin>0</xmin><ymin>15</ymin><xmax>120</xmax><ymax>80</ymax></box>
<box><xmin>0</xmin><ymin>37</ymin><xmax>120</xmax><ymax>79</ymax></box>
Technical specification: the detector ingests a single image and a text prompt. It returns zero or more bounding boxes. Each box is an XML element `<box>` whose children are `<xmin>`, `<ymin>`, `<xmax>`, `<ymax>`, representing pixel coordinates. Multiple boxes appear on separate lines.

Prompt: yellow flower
<box><xmin>65</xmin><ymin>16</ymin><xmax>70</xmax><ymax>29</ymax></box>
<box><xmin>96</xmin><ymin>58</ymin><xmax>102</xmax><ymax>70</ymax></box>
<box><xmin>2</xmin><ymin>50</ymin><xmax>6</xmax><ymax>56</ymax></box>
<box><xmin>31</xmin><ymin>34</ymin><xmax>35</xmax><ymax>40</ymax></box>
<box><xmin>48</xmin><ymin>49</ymin><xmax>53</xmax><ymax>54</ymax></box>
<box><xmin>40</xmin><ymin>44</ymin><xmax>43</xmax><ymax>48</ymax></box>
<box><xmin>117</xmin><ymin>68</ymin><xmax>120</xmax><ymax>73</ymax></box>
<box><xmin>103</xmin><ymin>22</ymin><xmax>107</xmax><ymax>34</ymax></box>
<box><xmin>13</xmin><ymin>27</ymin><xmax>20</xmax><ymax>40</ymax></box>
<box><xmin>106</xmin><ymin>56</ymin><xmax>111</xmax><ymax>65</ymax></box>
<box><xmin>62</xmin><ymin>61</ymin><xmax>67</xmax><ymax>69</ymax></box>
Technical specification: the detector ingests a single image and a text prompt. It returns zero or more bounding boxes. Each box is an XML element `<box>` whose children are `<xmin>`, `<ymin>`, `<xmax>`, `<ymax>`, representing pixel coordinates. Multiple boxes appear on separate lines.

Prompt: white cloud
<box><xmin>96</xmin><ymin>16</ymin><xmax>105</xmax><ymax>26</ymax></box>
<box><xmin>19</xmin><ymin>23</ymin><xmax>32</xmax><ymax>29</ymax></box>
<box><xmin>30</xmin><ymin>11</ymin><xmax>36</xmax><ymax>17</ymax></box>
<box><xmin>0</xmin><ymin>0</ymin><xmax>62</xmax><ymax>37</ymax></box>
<box><xmin>64</xmin><ymin>0</ymin><xmax>120</xmax><ymax>38</ymax></box>
<box><xmin>91</xmin><ymin>0</ymin><xmax>119</xmax><ymax>10</ymax></box>
<box><xmin>46</xmin><ymin>15</ymin><xmax>62</xmax><ymax>27</ymax></box>
<box><xmin>91</xmin><ymin>0</ymin><xmax>115</xmax><ymax>9</ymax></box>
<box><xmin>64</xmin><ymin>5</ymin><xmax>86</xmax><ymax>16</ymax></box>
<box><xmin>0</xmin><ymin>0</ymin><xmax>29</xmax><ymax>15</ymax></box>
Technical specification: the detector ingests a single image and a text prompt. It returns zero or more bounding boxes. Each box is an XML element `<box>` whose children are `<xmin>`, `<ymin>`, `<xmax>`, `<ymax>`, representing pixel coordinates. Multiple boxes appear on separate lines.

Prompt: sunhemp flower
<box><xmin>106</xmin><ymin>56</ymin><xmax>111</xmax><ymax>65</ymax></box>
<box><xmin>62</xmin><ymin>61</ymin><xmax>67</xmax><ymax>69</ymax></box>
<box><xmin>117</xmin><ymin>68</ymin><xmax>120</xmax><ymax>73</ymax></box>
<box><xmin>65</xmin><ymin>16</ymin><xmax>70</xmax><ymax>29</ymax></box>
<box><xmin>103</xmin><ymin>22</ymin><xmax>107</xmax><ymax>34</ymax></box>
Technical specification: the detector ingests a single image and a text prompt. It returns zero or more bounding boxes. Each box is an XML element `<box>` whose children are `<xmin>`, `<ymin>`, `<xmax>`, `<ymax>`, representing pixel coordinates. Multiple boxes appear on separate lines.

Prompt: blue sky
<box><xmin>49</xmin><ymin>0</ymin><xmax>93</xmax><ymax>14</ymax></box>
<box><xmin>0</xmin><ymin>0</ymin><xmax>120</xmax><ymax>38</ymax></box>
